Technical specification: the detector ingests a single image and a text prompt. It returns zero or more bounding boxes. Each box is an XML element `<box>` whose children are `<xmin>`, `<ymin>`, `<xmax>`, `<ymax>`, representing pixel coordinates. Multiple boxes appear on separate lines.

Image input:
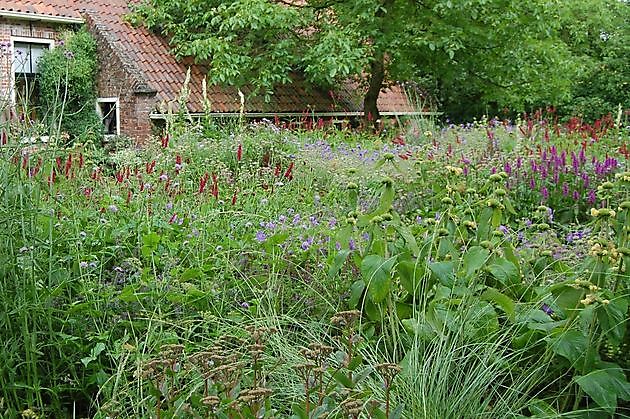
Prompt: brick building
<box><xmin>0</xmin><ymin>1</ymin><xmax>420</xmax><ymax>142</ymax></box>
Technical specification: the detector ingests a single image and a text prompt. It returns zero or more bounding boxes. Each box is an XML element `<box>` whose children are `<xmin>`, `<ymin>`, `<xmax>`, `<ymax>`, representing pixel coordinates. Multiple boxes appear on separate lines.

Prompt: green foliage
<box><xmin>38</xmin><ymin>28</ymin><xmax>101</xmax><ymax>143</ymax></box>
<box><xmin>0</xmin><ymin>116</ymin><xmax>629</xmax><ymax>417</ymax></box>
<box><xmin>129</xmin><ymin>0</ymin><xmax>584</xmax><ymax>120</ymax></box>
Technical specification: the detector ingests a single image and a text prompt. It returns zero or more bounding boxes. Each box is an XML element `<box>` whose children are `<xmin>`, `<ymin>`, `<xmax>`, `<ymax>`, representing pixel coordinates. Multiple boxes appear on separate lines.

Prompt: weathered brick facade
<box><xmin>0</xmin><ymin>18</ymin><xmax>61</xmax><ymax>125</ymax></box>
<box><xmin>0</xmin><ymin>15</ymin><xmax>158</xmax><ymax>143</ymax></box>
<box><xmin>85</xmin><ymin>13</ymin><xmax>157</xmax><ymax>143</ymax></box>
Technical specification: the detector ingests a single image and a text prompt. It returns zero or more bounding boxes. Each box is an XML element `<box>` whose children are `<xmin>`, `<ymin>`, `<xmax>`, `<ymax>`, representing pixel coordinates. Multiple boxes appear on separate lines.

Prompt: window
<box><xmin>96</xmin><ymin>98</ymin><xmax>120</xmax><ymax>136</ymax></box>
<box><xmin>11</xmin><ymin>38</ymin><xmax>54</xmax><ymax>121</ymax></box>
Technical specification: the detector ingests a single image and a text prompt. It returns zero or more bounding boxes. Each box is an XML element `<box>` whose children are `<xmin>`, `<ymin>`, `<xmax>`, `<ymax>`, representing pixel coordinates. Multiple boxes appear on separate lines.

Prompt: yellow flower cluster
<box><xmin>590</xmin><ymin>208</ymin><xmax>616</xmax><ymax>218</ymax></box>
<box><xmin>445</xmin><ymin>165</ymin><xmax>464</xmax><ymax>175</ymax></box>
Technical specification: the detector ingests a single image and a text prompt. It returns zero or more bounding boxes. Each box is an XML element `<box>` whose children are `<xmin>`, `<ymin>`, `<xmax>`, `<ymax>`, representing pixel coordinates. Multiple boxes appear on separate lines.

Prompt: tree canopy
<box><xmin>129</xmin><ymin>0</ymin><xmax>627</xmax><ymax>121</ymax></box>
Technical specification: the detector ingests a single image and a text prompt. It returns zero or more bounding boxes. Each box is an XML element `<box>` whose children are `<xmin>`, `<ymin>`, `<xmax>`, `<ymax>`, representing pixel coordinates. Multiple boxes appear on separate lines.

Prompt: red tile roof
<box><xmin>1</xmin><ymin>0</ymin><xmax>417</xmax><ymax>115</ymax></box>
<box><xmin>0</xmin><ymin>1</ymin><xmax>81</xmax><ymax>19</ymax></box>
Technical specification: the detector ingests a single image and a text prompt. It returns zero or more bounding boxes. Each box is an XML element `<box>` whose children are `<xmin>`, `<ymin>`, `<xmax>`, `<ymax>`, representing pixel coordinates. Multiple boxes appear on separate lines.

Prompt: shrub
<box><xmin>38</xmin><ymin>28</ymin><xmax>101</xmax><ymax>144</ymax></box>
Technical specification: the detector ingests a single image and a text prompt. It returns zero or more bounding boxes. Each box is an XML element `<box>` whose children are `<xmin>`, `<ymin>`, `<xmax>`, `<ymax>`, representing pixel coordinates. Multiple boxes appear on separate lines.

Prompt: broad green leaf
<box><xmin>397</xmin><ymin>259</ymin><xmax>426</xmax><ymax>295</ymax></box>
<box><xmin>142</xmin><ymin>232</ymin><xmax>160</xmax><ymax>249</ymax></box>
<box><xmin>491</xmin><ymin>208</ymin><xmax>502</xmax><ymax>228</ymax></box>
<box><xmin>487</xmin><ymin>258</ymin><xmax>519</xmax><ymax>286</ymax></box>
<box><xmin>395</xmin><ymin>302</ymin><xmax>413</xmax><ymax>319</ymax></box>
<box><xmin>332</xmin><ymin>371</ymin><xmax>354</xmax><ymax>388</ymax></box>
<box><xmin>180</xmin><ymin>268</ymin><xmax>203</xmax><ymax>281</ymax></box>
<box><xmin>596</xmin><ymin>297</ymin><xmax>628</xmax><ymax>346</ymax></box>
<box><xmin>550</xmin><ymin>282</ymin><xmax>585</xmax><ymax>313</ymax></box>
<box><xmin>394</xmin><ymin>225</ymin><xmax>420</xmax><ymax>256</ymax></box>
<box><xmin>480</xmin><ymin>287</ymin><xmax>515</xmax><ymax>321</ymax></box>
<box><xmin>328</xmin><ymin>249</ymin><xmax>351</xmax><ymax>279</ymax></box>
<box><xmin>462</xmin><ymin>246</ymin><xmax>489</xmax><ymax>278</ymax></box>
<box><xmin>428</xmin><ymin>261</ymin><xmax>455</xmax><ymax>286</ymax></box>
<box><xmin>364</xmin><ymin>298</ymin><xmax>382</xmax><ymax>321</ymax></box>
<box><xmin>575</xmin><ymin>363</ymin><xmax>630</xmax><ymax>413</ymax></box>
<box><xmin>361</xmin><ymin>255</ymin><xmax>397</xmax><ymax>303</ymax></box>
<box><xmin>349</xmin><ymin>279</ymin><xmax>365</xmax><ymax>309</ymax></box>
<box><xmin>402</xmin><ymin>316</ymin><xmax>438</xmax><ymax>341</ymax></box>
<box><xmin>548</xmin><ymin>329</ymin><xmax>588</xmax><ymax>364</ymax></box>
<box><xmin>291</xmin><ymin>403</ymin><xmax>308</xmax><ymax>419</ymax></box>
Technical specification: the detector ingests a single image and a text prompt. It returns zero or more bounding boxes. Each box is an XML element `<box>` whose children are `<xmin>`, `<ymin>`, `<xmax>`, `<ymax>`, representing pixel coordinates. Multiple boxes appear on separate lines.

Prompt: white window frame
<box><xmin>10</xmin><ymin>36</ymin><xmax>54</xmax><ymax>106</ymax></box>
<box><xmin>96</xmin><ymin>97</ymin><xmax>121</xmax><ymax>136</ymax></box>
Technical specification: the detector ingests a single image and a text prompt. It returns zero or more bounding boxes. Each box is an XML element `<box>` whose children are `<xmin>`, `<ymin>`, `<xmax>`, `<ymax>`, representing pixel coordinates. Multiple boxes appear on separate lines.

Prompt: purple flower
<box><xmin>499</xmin><ymin>225</ymin><xmax>509</xmax><ymax>235</ymax></box>
<box><xmin>349</xmin><ymin>239</ymin><xmax>356</xmax><ymax>251</ymax></box>
<box><xmin>292</xmin><ymin>214</ymin><xmax>301</xmax><ymax>225</ymax></box>
<box><xmin>255</xmin><ymin>231</ymin><xmax>267</xmax><ymax>242</ymax></box>
<box><xmin>328</xmin><ymin>218</ymin><xmax>337</xmax><ymax>228</ymax></box>
<box><xmin>335</xmin><ymin>241</ymin><xmax>342</xmax><ymax>251</ymax></box>
<box><xmin>108</xmin><ymin>204</ymin><xmax>118</xmax><ymax>213</ymax></box>
<box><xmin>79</xmin><ymin>261</ymin><xmax>89</xmax><ymax>269</ymax></box>
<box><xmin>240</xmin><ymin>302</ymin><xmax>250</xmax><ymax>309</ymax></box>
<box><xmin>541</xmin><ymin>187</ymin><xmax>549</xmax><ymax>201</ymax></box>
<box><xmin>541</xmin><ymin>303</ymin><xmax>554</xmax><ymax>316</ymax></box>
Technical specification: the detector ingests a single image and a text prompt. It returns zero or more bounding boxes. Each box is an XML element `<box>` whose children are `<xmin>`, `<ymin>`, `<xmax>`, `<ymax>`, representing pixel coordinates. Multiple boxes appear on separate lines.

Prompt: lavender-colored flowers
<box><xmin>255</xmin><ymin>231</ymin><xmax>267</xmax><ymax>242</ymax></box>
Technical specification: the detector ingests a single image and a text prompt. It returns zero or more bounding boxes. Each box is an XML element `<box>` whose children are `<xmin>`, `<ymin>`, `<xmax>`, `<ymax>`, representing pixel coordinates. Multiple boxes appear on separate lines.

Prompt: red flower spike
<box><xmin>126</xmin><ymin>189</ymin><xmax>132</xmax><ymax>204</ymax></box>
<box><xmin>274</xmin><ymin>163</ymin><xmax>281</xmax><ymax>177</ymax></box>
<box><xmin>161</xmin><ymin>134</ymin><xmax>169</xmax><ymax>148</ymax></box>
<box><xmin>199</xmin><ymin>172</ymin><xmax>209</xmax><ymax>194</ymax></box>
<box><xmin>284</xmin><ymin>162</ymin><xmax>294</xmax><ymax>179</ymax></box>
<box><xmin>1</xmin><ymin>130</ymin><xmax>7</xmax><ymax>145</ymax></box>
<box><xmin>231</xmin><ymin>189</ymin><xmax>237</xmax><ymax>205</ymax></box>
<box><xmin>237</xmin><ymin>143</ymin><xmax>242</xmax><ymax>161</ymax></box>
<box><xmin>64</xmin><ymin>154</ymin><xmax>72</xmax><ymax>178</ymax></box>
<box><xmin>48</xmin><ymin>169</ymin><xmax>56</xmax><ymax>185</ymax></box>
<box><xmin>211</xmin><ymin>173</ymin><xmax>219</xmax><ymax>199</ymax></box>
<box><xmin>79</xmin><ymin>153</ymin><xmax>84</xmax><ymax>169</ymax></box>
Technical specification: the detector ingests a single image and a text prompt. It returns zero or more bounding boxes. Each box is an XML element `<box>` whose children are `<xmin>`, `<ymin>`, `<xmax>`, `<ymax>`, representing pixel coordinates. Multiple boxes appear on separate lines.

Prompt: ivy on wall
<box><xmin>38</xmin><ymin>28</ymin><xmax>102</xmax><ymax>143</ymax></box>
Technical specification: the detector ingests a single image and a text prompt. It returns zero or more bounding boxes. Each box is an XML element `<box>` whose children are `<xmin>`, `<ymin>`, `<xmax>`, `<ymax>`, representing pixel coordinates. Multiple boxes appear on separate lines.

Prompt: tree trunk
<box><xmin>363</xmin><ymin>51</ymin><xmax>385</xmax><ymax>130</ymax></box>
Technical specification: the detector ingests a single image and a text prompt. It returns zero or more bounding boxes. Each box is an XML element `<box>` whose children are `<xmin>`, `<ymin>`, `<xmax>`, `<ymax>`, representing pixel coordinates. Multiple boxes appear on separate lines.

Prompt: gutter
<box><xmin>0</xmin><ymin>10</ymin><xmax>84</xmax><ymax>25</ymax></box>
<box><xmin>150</xmin><ymin>111</ymin><xmax>441</xmax><ymax>120</ymax></box>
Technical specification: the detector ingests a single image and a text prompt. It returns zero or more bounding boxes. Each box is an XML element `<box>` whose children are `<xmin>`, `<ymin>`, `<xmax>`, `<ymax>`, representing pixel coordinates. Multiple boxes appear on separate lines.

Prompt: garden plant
<box><xmin>0</xmin><ymin>99</ymin><xmax>628</xmax><ymax>417</ymax></box>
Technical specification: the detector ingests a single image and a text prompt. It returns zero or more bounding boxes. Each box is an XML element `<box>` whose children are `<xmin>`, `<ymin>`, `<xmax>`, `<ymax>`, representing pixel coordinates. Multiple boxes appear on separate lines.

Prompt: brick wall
<box><xmin>0</xmin><ymin>18</ymin><xmax>60</xmax><ymax>125</ymax></box>
<box><xmin>1</xmin><ymin>16</ymin><xmax>158</xmax><ymax>144</ymax></box>
<box><xmin>86</xmin><ymin>14</ymin><xmax>157</xmax><ymax>144</ymax></box>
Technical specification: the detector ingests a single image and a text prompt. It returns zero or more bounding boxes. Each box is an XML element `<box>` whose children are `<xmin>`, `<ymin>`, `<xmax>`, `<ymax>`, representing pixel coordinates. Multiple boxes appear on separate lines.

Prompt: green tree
<box><xmin>556</xmin><ymin>0</ymin><xmax>629</xmax><ymax>120</ymax></box>
<box><xmin>129</xmin><ymin>0</ymin><xmax>576</xmax><ymax>122</ymax></box>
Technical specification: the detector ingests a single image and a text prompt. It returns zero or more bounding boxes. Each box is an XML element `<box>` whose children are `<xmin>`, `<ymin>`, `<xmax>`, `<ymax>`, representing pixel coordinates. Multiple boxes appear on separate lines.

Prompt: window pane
<box><xmin>12</xmin><ymin>43</ymin><xmax>30</xmax><ymax>74</ymax></box>
<box><xmin>13</xmin><ymin>42</ymin><xmax>48</xmax><ymax>74</ymax></box>
<box><xmin>98</xmin><ymin>101</ymin><xmax>118</xmax><ymax>135</ymax></box>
